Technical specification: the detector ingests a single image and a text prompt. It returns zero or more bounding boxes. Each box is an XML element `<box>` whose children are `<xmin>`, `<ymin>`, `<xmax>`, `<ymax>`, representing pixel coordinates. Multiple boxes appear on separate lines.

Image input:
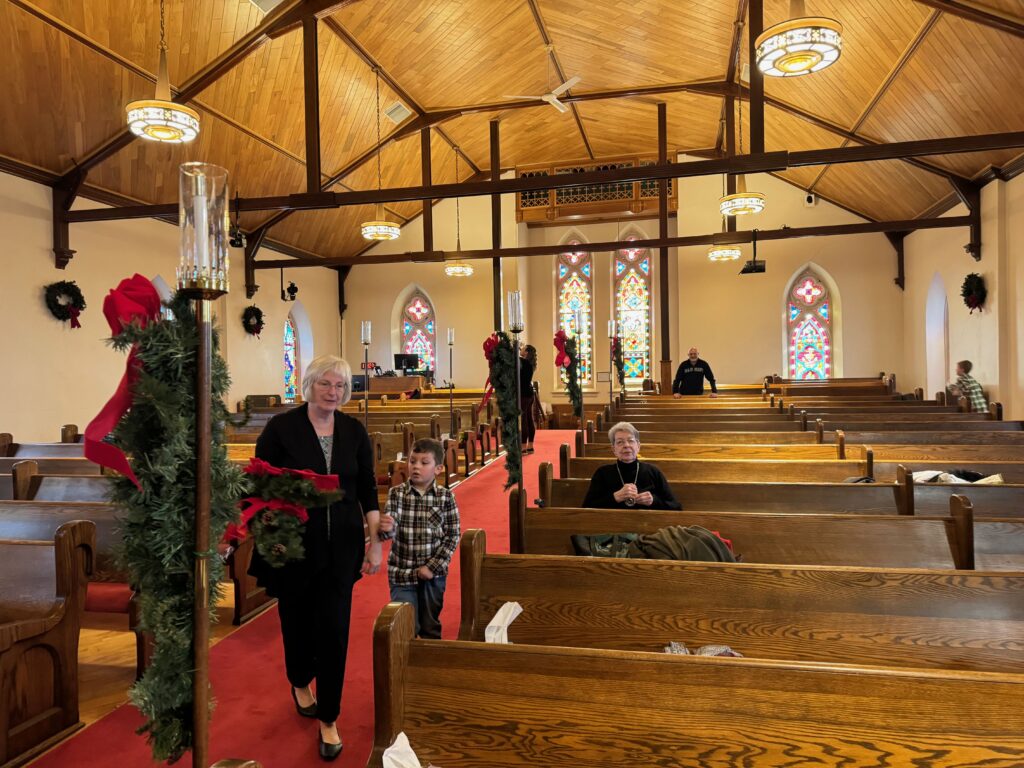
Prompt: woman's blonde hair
<box><xmin>301</xmin><ymin>355</ymin><xmax>353</xmax><ymax>405</ymax></box>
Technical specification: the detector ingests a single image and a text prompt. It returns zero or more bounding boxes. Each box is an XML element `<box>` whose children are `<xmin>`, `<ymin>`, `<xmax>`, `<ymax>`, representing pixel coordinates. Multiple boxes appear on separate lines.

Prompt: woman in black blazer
<box><xmin>251</xmin><ymin>355</ymin><xmax>381</xmax><ymax>761</ymax></box>
<box><xmin>519</xmin><ymin>344</ymin><xmax>538</xmax><ymax>453</ymax></box>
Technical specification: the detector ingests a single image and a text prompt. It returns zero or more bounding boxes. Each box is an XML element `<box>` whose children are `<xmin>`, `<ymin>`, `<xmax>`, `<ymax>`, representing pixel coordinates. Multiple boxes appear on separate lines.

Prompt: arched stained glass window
<box><xmin>788</xmin><ymin>270</ymin><xmax>831</xmax><ymax>379</ymax></box>
<box><xmin>614</xmin><ymin>237</ymin><xmax>652</xmax><ymax>382</ymax></box>
<box><xmin>284</xmin><ymin>315</ymin><xmax>299</xmax><ymax>401</ymax></box>
<box><xmin>401</xmin><ymin>291</ymin><xmax>436</xmax><ymax>371</ymax></box>
<box><xmin>556</xmin><ymin>241</ymin><xmax>593</xmax><ymax>384</ymax></box>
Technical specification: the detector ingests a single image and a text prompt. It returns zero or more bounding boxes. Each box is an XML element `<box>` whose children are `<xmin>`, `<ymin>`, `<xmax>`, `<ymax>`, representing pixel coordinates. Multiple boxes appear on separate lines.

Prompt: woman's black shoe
<box><xmin>291</xmin><ymin>686</ymin><xmax>317</xmax><ymax>718</ymax></box>
<box><xmin>318</xmin><ymin>729</ymin><xmax>343</xmax><ymax>761</ymax></box>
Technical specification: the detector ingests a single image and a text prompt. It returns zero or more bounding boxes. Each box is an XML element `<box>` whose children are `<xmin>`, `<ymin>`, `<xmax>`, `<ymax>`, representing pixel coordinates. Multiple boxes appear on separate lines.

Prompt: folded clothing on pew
<box><xmin>912</xmin><ymin>470</ymin><xmax>1004</xmax><ymax>484</ymax></box>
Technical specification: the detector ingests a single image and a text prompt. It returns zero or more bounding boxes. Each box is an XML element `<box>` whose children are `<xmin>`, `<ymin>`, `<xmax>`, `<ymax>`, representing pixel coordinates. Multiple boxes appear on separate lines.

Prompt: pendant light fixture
<box><xmin>361</xmin><ymin>68</ymin><xmax>401</xmax><ymax>241</ymax></box>
<box><xmin>125</xmin><ymin>0</ymin><xmax>200</xmax><ymax>143</ymax></box>
<box><xmin>709</xmin><ymin>199</ymin><xmax>741</xmax><ymax>262</ymax></box>
<box><xmin>445</xmin><ymin>150</ymin><xmax>474</xmax><ymax>277</ymax></box>
<box><xmin>720</xmin><ymin>36</ymin><xmax>765</xmax><ymax>217</ymax></box>
<box><xmin>755</xmin><ymin>0</ymin><xmax>843</xmax><ymax>78</ymax></box>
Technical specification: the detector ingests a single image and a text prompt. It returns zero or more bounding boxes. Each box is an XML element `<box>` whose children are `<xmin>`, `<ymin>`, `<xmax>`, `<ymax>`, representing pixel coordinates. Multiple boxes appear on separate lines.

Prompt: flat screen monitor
<box><xmin>394</xmin><ymin>353</ymin><xmax>420</xmax><ymax>372</ymax></box>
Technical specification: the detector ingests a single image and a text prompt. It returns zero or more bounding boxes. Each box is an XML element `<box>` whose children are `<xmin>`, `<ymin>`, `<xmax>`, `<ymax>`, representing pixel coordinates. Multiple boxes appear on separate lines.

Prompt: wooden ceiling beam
<box><xmin>525</xmin><ymin>0</ymin><xmax>595</xmax><ymax>160</ymax></box>
<box><xmin>69</xmin><ymin>131</ymin><xmax>1024</xmax><ymax>225</ymax></box>
<box><xmin>253</xmin><ymin>215</ymin><xmax>972</xmax><ymax>269</ymax></box>
<box><xmin>747</xmin><ymin>0</ymin><xmax>765</xmax><ymax>154</ymax></box>
<box><xmin>717</xmin><ymin>2</ymin><xmax>750</xmax><ymax>155</ymax></box>
<box><xmin>912</xmin><ymin>0</ymin><xmax>1024</xmax><ymax>38</ymax></box>
<box><xmin>809</xmin><ymin>10</ymin><xmax>940</xmax><ymax>194</ymax></box>
<box><xmin>302</xmin><ymin>15</ymin><xmax>322</xmax><ymax>193</ymax></box>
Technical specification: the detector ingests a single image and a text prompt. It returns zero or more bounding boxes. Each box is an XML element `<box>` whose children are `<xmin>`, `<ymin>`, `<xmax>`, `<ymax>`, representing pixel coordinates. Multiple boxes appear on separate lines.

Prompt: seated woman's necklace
<box><xmin>616</xmin><ymin>460</ymin><xmax>641</xmax><ymax>506</ymax></box>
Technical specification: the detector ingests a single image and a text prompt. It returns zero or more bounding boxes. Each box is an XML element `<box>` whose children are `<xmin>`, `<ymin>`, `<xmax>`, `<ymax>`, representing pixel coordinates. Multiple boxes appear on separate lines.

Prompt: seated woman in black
<box><xmin>581</xmin><ymin>421</ymin><xmax>681</xmax><ymax>510</ymax></box>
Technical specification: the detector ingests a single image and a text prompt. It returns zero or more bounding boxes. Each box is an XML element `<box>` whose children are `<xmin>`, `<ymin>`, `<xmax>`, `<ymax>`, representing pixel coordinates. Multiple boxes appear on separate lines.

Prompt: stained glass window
<box><xmin>401</xmin><ymin>290</ymin><xmax>435</xmax><ymax>371</ymax></box>
<box><xmin>556</xmin><ymin>241</ymin><xmax>593</xmax><ymax>384</ymax></box>
<box><xmin>284</xmin><ymin>315</ymin><xmax>299</xmax><ymax>402</ymax></box>
<box><xmin>788</xmin><ymin>271</ymin><xmax>831</xmax><ymax>379</ymax></box>
<box><xmin>614</xmin><ymin>237</ymin><xmax>652</xmax><ymax>382</ymax></box>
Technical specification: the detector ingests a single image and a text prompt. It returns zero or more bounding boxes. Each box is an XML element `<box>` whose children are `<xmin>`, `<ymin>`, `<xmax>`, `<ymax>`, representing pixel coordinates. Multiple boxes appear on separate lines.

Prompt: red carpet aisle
<box><xmin>30</xmin><ymin>430</ymin><xmax>574</xmax><ymax>768</ymax></box>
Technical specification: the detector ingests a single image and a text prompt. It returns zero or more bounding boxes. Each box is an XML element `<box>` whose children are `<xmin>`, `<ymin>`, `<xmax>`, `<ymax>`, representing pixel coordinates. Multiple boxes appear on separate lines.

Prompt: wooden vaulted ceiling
<box><xmin>1</xmin><ymin>0</ymin><xmax>1022</xmax><ymax>262</ymax></box>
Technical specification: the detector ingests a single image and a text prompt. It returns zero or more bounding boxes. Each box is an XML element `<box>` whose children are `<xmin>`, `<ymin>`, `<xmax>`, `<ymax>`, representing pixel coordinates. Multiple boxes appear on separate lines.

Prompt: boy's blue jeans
<box><xmin>390</xmin><ymin>576</ymin><xmax>446</xmax><ymax>639</ymax></box>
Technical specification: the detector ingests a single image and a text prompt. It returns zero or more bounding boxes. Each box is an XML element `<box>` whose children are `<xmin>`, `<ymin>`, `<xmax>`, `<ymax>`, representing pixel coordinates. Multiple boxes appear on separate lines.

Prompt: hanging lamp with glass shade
<box><xmin>125</xmin><ymin>0</ymin><xmax>200</xmax><ymax>143</ymax></box>
<box><xmin>720</xmin><ymin>35</ymin><xmax>765</xmax><ymax>216</ymax></box>
<box><xmin>362</xmin><ymin>68</ymin><xmax>400</xmax><ymax>241</ymax></box>
<box><xmin>755</xmin><ymin>0</ymin><xmax>843</xmax><ymax>78</ymax></box>
<box><xmin>708</xmin><ymin>213</ymin><xmax>742</xmax><ymax>262</ymax></box>
<box><xmin>445</xmin><ymin>150</ymin><xmax>473</xmax><ymax>277</ymax></box>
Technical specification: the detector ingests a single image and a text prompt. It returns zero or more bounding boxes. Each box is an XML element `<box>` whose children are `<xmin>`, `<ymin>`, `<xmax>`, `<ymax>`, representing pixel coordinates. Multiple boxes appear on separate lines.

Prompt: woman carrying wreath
<box><xmin>249</xmin><ymin>355</ymin><xmax>381</xmax><ymax>761</ymax></box>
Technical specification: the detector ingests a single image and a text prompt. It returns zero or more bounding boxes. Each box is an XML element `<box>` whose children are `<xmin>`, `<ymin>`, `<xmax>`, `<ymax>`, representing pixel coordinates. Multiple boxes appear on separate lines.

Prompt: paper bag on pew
<box><xmin>383</xmin><ymin>732</ymin><xmax>421</xmax><ymax>768</ymax></box>
<box><xmin>485</xmin><ymin>601</ymin><xmax>523</xmax><ymax>644</ymax></box>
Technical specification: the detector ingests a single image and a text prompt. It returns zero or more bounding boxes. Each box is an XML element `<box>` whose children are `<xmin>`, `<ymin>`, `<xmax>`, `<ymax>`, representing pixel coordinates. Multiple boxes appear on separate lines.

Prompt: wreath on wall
<box><xmin>44</xmin><ymin>280</ymin><xmax>86</xmax><ymax>328</ymax></box>
<box><xmin>960</xmin><ymin>273</ymin><xmax>987</xmax><ymax>313</ymax></box>
<box><xmin>241</xmin><ymin>304</ymin><xmax>265</xmax><ymax>337</ymax></box>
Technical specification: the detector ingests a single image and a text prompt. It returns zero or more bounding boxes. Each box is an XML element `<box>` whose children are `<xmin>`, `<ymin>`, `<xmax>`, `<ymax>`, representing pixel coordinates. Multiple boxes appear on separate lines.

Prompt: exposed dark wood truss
<box><xmin>912</xmin><ymin>0</ymin><xmax>1024</xmax><ymax>39</ymax></box>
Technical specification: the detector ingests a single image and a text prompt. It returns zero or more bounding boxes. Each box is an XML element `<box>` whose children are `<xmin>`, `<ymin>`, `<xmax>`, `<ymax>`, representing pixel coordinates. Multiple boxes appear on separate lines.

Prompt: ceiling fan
<box><xmin>502</xmin><ymin>74</ymin><xmax>581</xmax><ymax>113</ymax></box>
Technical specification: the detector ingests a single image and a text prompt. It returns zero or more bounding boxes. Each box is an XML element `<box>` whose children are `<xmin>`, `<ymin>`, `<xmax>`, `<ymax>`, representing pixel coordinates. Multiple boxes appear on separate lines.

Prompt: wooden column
<box><xmin>302</xmin><ymin>15</ymin><xmax>321</xmax><ymax>193</ymax></box>
<box><xmin>244</xmin><ymin>227</ymin><xmax>267</xmax><ymax>298</ymax></box>
<box><xmin>51</xmin><ymin>168</ymin><xmax>85</xmax><ymax>268</ymax></box>
<box><xmin>724</xmin><ymin>95</ymin><xmax>737</xmax><ymax>233</ymax></box>
<box><xmin>886</xmin><ymin>231</ymin><xmax>908</xmax><ymax>290</ymax></box>
<box><xmin>490</xmin><ymin>119</ymin><xmax>502</xmax><ymax>330</ymax></box>
<box><xmin>336</xmin><ymin>266</ymin><xmax>351</xmax><ymax>319</ymax></box>
<box><xmin>657</xmin><ymin>103</ymin><xmax>673</xmax><ymax>393</ymax></box>
<box><xmin>747</xmin><ymin>0</ymin><xmax>765</xmax><ymax>154</ymax></box>
<box><xmin>421</xmin><ymin>127</ymin><xmax>433</xmax><ymax>252</ymax></box>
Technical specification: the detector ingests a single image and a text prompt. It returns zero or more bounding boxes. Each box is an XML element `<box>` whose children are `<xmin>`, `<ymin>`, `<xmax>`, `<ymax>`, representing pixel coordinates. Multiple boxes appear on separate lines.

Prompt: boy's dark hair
<box><xmin>410</xmin><ymin>438</ymin><xmax>444</xmax><ymax>466</ymax></box>
<box><xmin>958</xmin><ymin>360</ymin><xmax>973</xmax><ymax>374</ymax></box>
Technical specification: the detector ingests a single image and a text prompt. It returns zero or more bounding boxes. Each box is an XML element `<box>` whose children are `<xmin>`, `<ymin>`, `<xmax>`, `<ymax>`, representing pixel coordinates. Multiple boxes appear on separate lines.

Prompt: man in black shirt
<box><xmin>581</xmin><ymin>422</ymin><xmax>681</xmax><ymax>510</ymax></box>
<box><xmin>673</xmin><ymin>347</ymin><xmax>717</xmax><ymax>398</ymax></box>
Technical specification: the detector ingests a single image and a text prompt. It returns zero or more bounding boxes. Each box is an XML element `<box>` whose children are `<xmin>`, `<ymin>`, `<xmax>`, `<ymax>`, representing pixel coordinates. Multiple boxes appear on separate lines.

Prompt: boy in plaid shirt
<box><xmin>378</xmin><ymin>438</ymin><xmax>460</xmax><ymax>638</ymax></box>
<box><xmin>950</xmin><ymin>360</ymin><xmax>988</xmax><ymax>413</ymax></box>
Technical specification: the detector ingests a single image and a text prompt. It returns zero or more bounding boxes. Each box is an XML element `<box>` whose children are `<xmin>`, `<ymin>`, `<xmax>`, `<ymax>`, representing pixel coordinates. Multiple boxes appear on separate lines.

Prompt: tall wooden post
<box><xmin>421</xmin><ymin>127</ymin><xmax>433</xmax><ymax>252</ymax></box>
<box><xmin>657</xmin><ymin>103</ymin><xmax>673</xmax><ymax>394</ymax></box>
<box><xmin>490</xmin><ymin>120</ymin><xmax>502</xmax><ymax>330</ymax></box>
<box><xmin>748</xmin><ymin>0</ymin><xmax>765</xmax><ymax>154</ymax></box>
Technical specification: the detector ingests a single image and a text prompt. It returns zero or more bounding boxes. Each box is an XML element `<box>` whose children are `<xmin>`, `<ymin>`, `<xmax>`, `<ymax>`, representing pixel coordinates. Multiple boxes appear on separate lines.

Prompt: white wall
<box><xmin>902</xmin><ymin>175</ymin><xmax>1024</xmax><ymax>417</ymax></box>
<box><xmin>0</xmin><ymin>171</ymin><xmax>339</xmax><ymax>441</ymax></box>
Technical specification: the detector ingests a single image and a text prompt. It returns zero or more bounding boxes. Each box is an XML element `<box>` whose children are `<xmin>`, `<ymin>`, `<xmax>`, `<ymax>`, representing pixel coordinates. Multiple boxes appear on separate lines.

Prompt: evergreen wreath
<box><xmin>226</xmin><ymin>457</ymin><xmax>342</xmax><ymax>568</ymax></box>
<box><xmin>482</xmin><ymin>332</ymin><xmax>522</xmax><ymax>490</ymax></box>
<box><xmin>554</xmin><ymin>330</ymin><xmax>583</xmax><ymax>421</ymax></box>
<box><xmin>241</xmin><ymin>304</ymin><xmax>264</xmax><ymax>336</ymax></box>
<box><xmin>104</xmin><ymin>291</ymin><xmax>246</xmax><ymax>762</ymax></box>
<box><xmin>961</xmin><ymin>273</ymin><xmax>987</xmax><ymax>313</ymax></box>
<box><xmin>44</xmin><ymin>279</ymin><xmax>86</xmax><ymax>327</ymax></box>
<box><xmin>611</xmin><ymin>335</ymin><xmax>626</xmax><ymax>394</ymax></box>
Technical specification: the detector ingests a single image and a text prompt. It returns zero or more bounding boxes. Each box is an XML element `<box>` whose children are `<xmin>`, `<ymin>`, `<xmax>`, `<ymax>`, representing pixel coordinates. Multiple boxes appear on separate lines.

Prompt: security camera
<box><xmin>282</xmin><ymin>281</ymin><xmax>298</xmax><ymax>302</ymax></box>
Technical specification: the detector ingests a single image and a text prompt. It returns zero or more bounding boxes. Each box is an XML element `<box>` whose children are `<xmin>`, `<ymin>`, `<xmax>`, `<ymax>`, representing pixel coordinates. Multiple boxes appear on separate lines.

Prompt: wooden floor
<box><xmin>77</xmin><ymin>589</ymin><xmax>243</xmax><ymax>725</ymax></box>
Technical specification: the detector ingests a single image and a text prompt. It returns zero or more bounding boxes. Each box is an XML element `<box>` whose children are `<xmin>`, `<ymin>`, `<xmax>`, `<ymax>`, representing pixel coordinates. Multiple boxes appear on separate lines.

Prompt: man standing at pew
<box><xmin>672</xmin><ymin>347</ymin><xmax>718</xmax><ymax>398</ymax></box>
<box><xmin>582</xmin><ymin>422</ymin><xmax>681</xmax><ymax>510</ymax></box>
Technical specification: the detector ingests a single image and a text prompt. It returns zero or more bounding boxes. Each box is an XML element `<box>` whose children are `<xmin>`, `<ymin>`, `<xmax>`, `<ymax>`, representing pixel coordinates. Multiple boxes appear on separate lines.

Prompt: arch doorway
<box><xmin>925</xmin><ymin>273</ymin><xmax>949</xmax><ymax>399</ymax></box>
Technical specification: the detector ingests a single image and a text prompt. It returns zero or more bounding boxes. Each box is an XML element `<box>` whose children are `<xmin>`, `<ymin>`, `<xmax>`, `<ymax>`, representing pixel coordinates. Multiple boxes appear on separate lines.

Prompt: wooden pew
<box><xmin>11</xmin><ymin>462</ymin><xmax>109</xmax><ymax>502</ymax></box>
<box><xmin>460</xmin><ymin>528</ymin><xmax>1024</xmax><ymax>671</ymax></box>
<box><xmin>538</xmin><ymin>462</ymin><xmax>903</xmax><ymax>513</ymax></box>
<box><xmin>371</xmin><ymin>601</ymin><xmax>1024</xmax><ymax>768</ymax></box>
<box><xmin>509</xmin><ymin>490</ymin><xmax>968</xmax><ymax>568</ymax></box>
<box><xmin>898</xmin><ymin>466</ymin><xmax>1024</xmax><ymax>518</ymax></box>
<box><xmin>953</xmin><ymin>496</ymin><xmax>1024</xmax><ymax>571</ymax></box>
<box><xmin>0</xmin><ymin>520</ymin><xmax>93</xmax><ymax>767</ymax></box>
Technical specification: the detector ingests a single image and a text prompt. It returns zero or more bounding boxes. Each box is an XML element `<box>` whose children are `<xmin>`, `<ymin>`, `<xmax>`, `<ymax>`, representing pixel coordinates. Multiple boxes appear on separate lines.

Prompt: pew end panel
<box><xmin>369</xmin><ymin>602</ymin><xmax>414</xmax><ymax>768</ymax></box>
<box><xmin>458</xmin><ymin>529</ymin><xmax>485</xmax><ymax>641</ymax></box>
<box><xmin>227</xmin><ymin>537</ymin><xmax>276</xmax><ymax>626</ymax></box>
<box><xmin>508</xmin><ymin>489</ymin><xmax>526</xmax><ymax>555</ymax></box>
<box><xmin>0</xmin><ymin>520</ymin><xmax>95</xmax><ymax>766</ymax></box>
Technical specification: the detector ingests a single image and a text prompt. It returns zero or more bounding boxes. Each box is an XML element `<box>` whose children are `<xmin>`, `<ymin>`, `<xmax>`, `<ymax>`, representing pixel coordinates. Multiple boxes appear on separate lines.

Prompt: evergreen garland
<box><xmin>611</xmin><ymin>335</ymin><xmax>626</xmax><ymax>394</ymax></box>
<box><xmin>106</xmin><ymin>291</ymin><xmax>246</xmax><ymax>763</ymax></box>
<box><xmin>563</xmin><ymin>336</ymin><xmax>583</xmax><ymax>420</ymax></box>
<box><xmin>482</xmin><ymin>332</ymin><xmax>521</xmax><ymax>490</ymax></box>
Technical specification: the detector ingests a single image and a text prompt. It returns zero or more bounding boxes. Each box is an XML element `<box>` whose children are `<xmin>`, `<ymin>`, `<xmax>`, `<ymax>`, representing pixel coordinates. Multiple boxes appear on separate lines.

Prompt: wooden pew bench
<box><xmin>538</xmin><ymin>462</ymin><xmax>904</xmax><ymax>513</ymax></box>
<box><xmin>370</xmin><ymin>602</ymin><xmax>1024</xmax><ymax>768</ymax></box>
<box><xmin>509</xmin><ymin>490</ymin><xmax>968</xmax><ymax>568</ymax></box>
<box><xmin>460</xmin><ymin>528</ymin><xmax>1024</xmax><ymax>671</ymax></box>
<box><xmin>0</xmin><ymin>520</ymin><xmax>93</xmax><ymax>767</ymax></box>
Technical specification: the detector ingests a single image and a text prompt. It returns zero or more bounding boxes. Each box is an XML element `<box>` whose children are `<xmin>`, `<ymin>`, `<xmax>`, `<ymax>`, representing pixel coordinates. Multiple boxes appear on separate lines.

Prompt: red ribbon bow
<box><xmin>553</xmin><ymin>329</ymin><xmax>570</xmax><ymax>367</ymax></box>
<box><xmin>68</xmin><ymin>305</ymin><xmax>82</xmax><ymax>330</ymax></box>
<box><xmin>476</xmin><ymin>333</ymin><xmax>501</xmax><ymax>414</ymax></box>
<box><xmin>224</xmin><ymin>498</ymin><xmax>310</xmax><ymax>542</ymax></box>
<box><xmin>83</xmin><ymin>275</ymin><xmax>162</xmax><ymax>490</ymax></box>
<box><xmin>242</xmin><ymin>457</ymin><xmax>340</xmax><ymax>492</ymax></box>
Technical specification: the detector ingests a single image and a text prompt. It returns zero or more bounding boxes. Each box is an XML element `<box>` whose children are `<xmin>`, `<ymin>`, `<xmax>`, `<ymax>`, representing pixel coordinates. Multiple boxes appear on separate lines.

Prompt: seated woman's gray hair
<box><xmin>607</xmin><ymin>421</ymin><xmax>640</xmax><ymax>444</ymax></box>
<box><xmin>301</xmin><ymin>355</ymin><xmax>353</xmax><ymax>404</ymax></box>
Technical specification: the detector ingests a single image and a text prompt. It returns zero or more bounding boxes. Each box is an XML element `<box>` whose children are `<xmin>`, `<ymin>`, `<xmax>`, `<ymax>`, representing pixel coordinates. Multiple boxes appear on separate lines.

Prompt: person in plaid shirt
<box><xmin>951</xmin><ymin>360</ymin><xmax>988</xmax><ymax>413</ymax></box>
<box><xmin>378</xmin><ymin>438</ymin><xmax>460</xmax><ymax>639</ymax></box>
